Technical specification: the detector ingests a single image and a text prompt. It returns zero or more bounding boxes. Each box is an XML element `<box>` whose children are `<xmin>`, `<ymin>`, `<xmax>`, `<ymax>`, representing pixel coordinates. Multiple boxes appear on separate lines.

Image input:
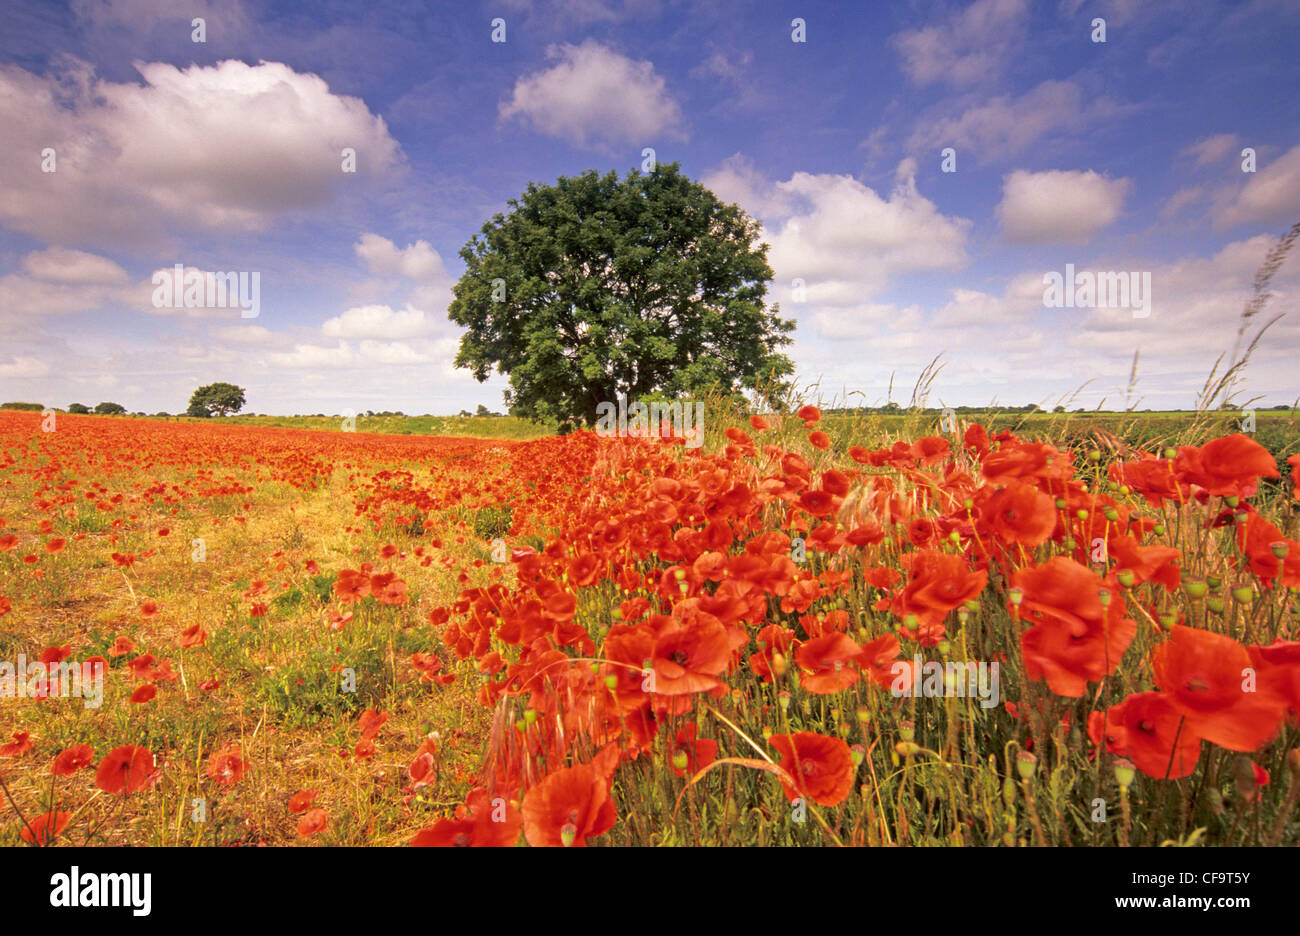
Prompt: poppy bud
<box><xmin>672</xmin><ymin>752</ymin><xmax>689</xmax><ymax>771</ymax></box>
<box><xmin>964</xmin><ymin>599</ymin><xmax>980</xmax><ymax>612</ymax></box>
<box><xmin>894</xmin><ymin>741</ymin><xmax>921</xmax><ymax>757</ymax></box>
<box><xmin>1104</xmin><ymin>507</ymin><xmax>1119</xmax><ymax>522</ymax></box>
<box><xmin>899</xmin><ymin>721</ymin><xmax>915</xmax><ymax>742</ymax></box>
<box><xmin>1184</xmin><ymin>580</ymin><xmax>1207</xmax><ymax>598</ymax></box>
<box><xmin>904</xmin><ymin>612</ymin><xmax>918</xmax><ymax>629</ymax></box>
<box><xmin>771</xmin><ymin>652</ymin><xmax>788</xmax><ymax>677</ymax></box>
<box><xmin>1225</xmin><ymin>495</ymin><xmax>1239</xmax><ymax>508</ymax></box>
<box><xmin>1231</xmin><ymin>585</ymin><xmax>1254</xmax><ymax>604</ymax></box>
<box><xmin>1001</xmin><ymin>777</ymin><xmax>1016</xmax><ymax>807</ymax></box>
<box><xmin>1113</xmin><ymin>758</ymin><xmax>1136</xmax><ymax>789</ymax></box>
<box><xmin>778</xmin><ymin>691</ymin><xmax>791</xmax><ymax>711</ymax></box>
<box><xmin>1016</xmin><ymin>752</ymin><xmax>1037</xmax><ymax>780</ymax></box>
<box><xmin>1088</xmin><ymin>450</ymin><xmax>1100</xmax><ymax>462</ymax></box>
<box><xmin>604</xmin><ymin>674</ymin><xmax>618</xmax><ymax>690</ymax></box>
<box><xmin>523</xmin><ymin>708</ymin><xmax>538</xmax><ymax>725</ymax></box>
<box><xmin>1064</xmin><ymin>538</ymin><xmax>1077</xmax><ymax>551</ymax></box>
<box><xmin>515</xmin><ymin>719</ymin><xmax>527</xmax><ymax>732</ymax></box>
<box><xmin>1076</xmin><ymin>509</ymin><xmax>1089</xmax><ymax>520</ymax></box>
<box><xmin>1008</xmin><ymin>587</ymin><xmax>1023</xmax><ymax>607</ymax></box>
<box><xmin>673</xmin><ymin>568</ymin><xmax>686</xmax><ymax>581</ymax></box>
<box><xmin>1207</xmin><ymin>597</ymin><xmax>1226</xmax><ymax>615</ymax></box>
<box><xmin>1055</xmin><ymin>498</ymin><xmax>1067</xmax><ymax>510</ymax></box>
<box><xmin>1234</xmin><ymin>756</ymin><xmax>1260</xmax><ymax>801</ymax></box>
<box><xmin>1117</xmin><ymin>569</ymin><xmax>1135</xmax><ymax>588</ymax></box>
<box><xmin>1098</xmin><ymin>588</ymin><xmax>1111</xmax><ymax>607</ymax></box>
<box><xmin>1158</xmin><ymin>611</ymin><xmax>1176</xmax><ymax>629</ymax></box>
<box><xmin>1272</xmin><ymin>541</ymin><xmax>1289</xmax><ymax>560</ymax></box>
<box><xmin>560</xmin><ymin>822</ymin><xmax>577</xmax><ymax>847</ymax></box>
<box><xmin>1153</xmin><ymin>523</ymin><xmax>1165</xmax><ymax>536</ymax></box>
<box><xmin>1207</xmin><ymin>574</ymin><xmax>1222</xmax><ymax>589</ymax></box>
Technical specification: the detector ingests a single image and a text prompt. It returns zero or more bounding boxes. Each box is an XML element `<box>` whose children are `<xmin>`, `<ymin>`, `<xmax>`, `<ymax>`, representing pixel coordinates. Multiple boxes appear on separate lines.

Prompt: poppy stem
<box><xmin>0</xmin><ymin>770</ymin><xmax>40</xmax><ymax>846</ymax></box>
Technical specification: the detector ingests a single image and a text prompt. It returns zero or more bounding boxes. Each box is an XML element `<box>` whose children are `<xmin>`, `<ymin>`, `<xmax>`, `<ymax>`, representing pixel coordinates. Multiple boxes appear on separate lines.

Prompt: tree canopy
<box><xmin>447</xmin><ymin>163</ymin><xmax>795</xmax><ymax>429</ymax></box>
<box><xmin>187</xmin><ymin>382</ymin><xmax>246</xmax><ymax>418</ymax></box>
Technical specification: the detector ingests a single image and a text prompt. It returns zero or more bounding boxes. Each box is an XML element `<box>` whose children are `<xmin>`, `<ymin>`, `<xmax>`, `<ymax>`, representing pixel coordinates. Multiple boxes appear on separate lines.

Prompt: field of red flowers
<box><xmin>3</xmin><ymin>406</ymin><xmax>1299</xmax><ymax>846</ymax></box>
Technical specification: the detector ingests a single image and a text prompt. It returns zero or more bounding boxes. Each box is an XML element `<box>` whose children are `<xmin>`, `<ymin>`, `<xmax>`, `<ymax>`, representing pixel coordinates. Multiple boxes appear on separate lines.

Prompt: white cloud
<box><xmin>892</xmin><ymin>0</ymin><xmax>1028</xmax><ymax>88</ymax></box>
<box><xmin>997</xmin><ymin>169</ymin><xmax>1131</xmax><ymax>245</ymax></box>
<box><xmin>20</xmin><ymin>247</ymin><xmax>129</xmax><ymax>285</ymax></box>
<box><xmin>0</xmin><ymin>356</ymin><xmax>52</xmax><ymax>378</ymax></box>
<box><xmin>910</xmin><ymin>80</ymin><xmax>1124</xmax><ymax>163</ymax></box>
<box><xmin>705</xmin><ymin>158</ymin><xmax>970</xmax><ymax>309</ymax></box>
<box><xmin>1215</xmin><ymin>143</ymin><xmax>1300</xmax><ymax>228</ymax></box>
<box><xmin>266</xmin><ymin>338</ymin><xmax>432</xmax><ymax>369</ymax></box>
<box><xmin>355</xmin><ymin>233</ymin><xmax>447</xmax><ymax>281</ymax></box>
<box><xmin>1185</xmin><ymin>133</ymin><xmax>1240</xmax><ymax>167</ymax></box>
<box><xmin>322</xmin><ymin>304</ymin><xmax>435</xmax><ymax>340</ymax></box>
<box><xmin>0</xmin><ymin>59</ymin><xmax>401</xmax><ymax>245</ymax></box>
<box><xmin>500</xmin><ymin>40</ymin><xmax>685</xmax><ymax>149</ymax></box>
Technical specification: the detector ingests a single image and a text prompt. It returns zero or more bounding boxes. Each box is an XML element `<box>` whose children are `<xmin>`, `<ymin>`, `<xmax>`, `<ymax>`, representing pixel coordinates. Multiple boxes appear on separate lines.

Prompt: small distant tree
<box><xmin>187</xmin><ymin>382</ymin><xmax>246</xmax><ymax>418</ymax></box>
<box><xmin>93</xmin><ymin>402</ymin><xmax>126</xmax><ymax>415</ymax></box>
<box><xmin>68</xmin><ymin>403</ymin><xmax>90</xmax><ymax>414</ymax></box>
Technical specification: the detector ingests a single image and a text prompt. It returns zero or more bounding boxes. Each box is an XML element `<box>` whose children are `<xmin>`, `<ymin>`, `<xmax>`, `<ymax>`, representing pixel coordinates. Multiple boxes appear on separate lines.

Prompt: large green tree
<box><xmin>447</xmin><ymin>163</ymin><xmax>795</xmax><ymax>429</ymax></box>
<box><xmin>187</xmin><ymin>382</ymin><xmax>246</xmax><ymax>418</ymax></box>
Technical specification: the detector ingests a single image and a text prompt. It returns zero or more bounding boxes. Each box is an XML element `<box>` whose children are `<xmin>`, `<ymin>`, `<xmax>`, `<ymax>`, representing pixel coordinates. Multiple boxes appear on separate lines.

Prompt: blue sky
<box><xmin>1</xmin><ymin>0</ymin><xmax>1298</xmax><ymax>415</ymax></box>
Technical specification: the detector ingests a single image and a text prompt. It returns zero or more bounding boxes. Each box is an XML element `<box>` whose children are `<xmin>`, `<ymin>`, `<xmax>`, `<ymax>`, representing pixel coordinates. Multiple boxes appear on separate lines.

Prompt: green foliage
<box><xmin>67</xmin><ymin>403</ymin><xmax>90</xmax><ymax>414</ymax></box>
<box><xmin>1</xmin><ymin>402</ymin><xmax>45</xmax><ymax>411</ymax></box>
<box><xmin>448</xmin><ymin>162</ymin><xmax>796</xmax><ymax>430</ymax></box>
<box><xmin>187</xmin><ymin>382</ymin><xmax>247</xmax><ymax>418</ymax></box>
<box><xmin>93</xmin><ymin>401</ymin><xmax>126</xmax><ymax>415</ymax></box>
<box><xmin>472</xmin><ymin>505</ymin><xmax>513</xmax><ymax>539</ymax></box>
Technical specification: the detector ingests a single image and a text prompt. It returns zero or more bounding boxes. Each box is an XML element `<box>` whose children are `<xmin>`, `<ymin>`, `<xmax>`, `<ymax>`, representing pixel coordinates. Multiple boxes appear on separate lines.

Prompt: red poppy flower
<box><xmin>891</xmin><ymin>550</ymin><xmax>988</xmax><ymax>645</ymax></box>
<box><xmin>669</xmin><ymin>724</ymin><xmax>719</xmax><ymax>778</ymax></box>
<box><xmin>297</xmin><ymin>807</ymin><xmax>329</xmax><ymax>837</ymax></box>
<box><xmin>178</xmin><ymin>624</ymin><xmax>207</xmax><ymax>647</ymax></box>
<box><xmin>521</xmin><ymin>762</ymin><xmax>617</xmax><ymax>846</ymax></box>
<box><xmin>808</xmin><ymin>430</ymin><xmax>831</xmax><ymax>450</ymax></box>
<box><xmin>975</xmin><ymin>479</ymin><xmax>1058</xmax><ymax>547</ymax></box>
<box><xmin>95</xmin><ymin>746</ymin><xmax>159</xmax><ymax>795</ymax></box>
<box><xmin>797</xmin><ymin>405</ymin><xmax>821</xmax><ymax>425</ymax></box>
<box><xmin>1015</xmin><ymin>558</ymin><xmax>1136</xmax><ymax>697</ymax></box>
<box><xmin>651</xmin><ymin>615</ymin><xmax>735</xmax><ymax>695</ymax></box>
<box><xmin>108</xmin><ymin>635</ymin><xmax>135</xmax><ymax>658</ymax></box>
<box><xmin>130</xmin><ymin>684</ymin><xmax>157</xmax><ymax>704</ymax></box>
<box><xmin>287</xmin><ymin>790</ymin><xmax>318</xmax><ymax>814</ymax></box>
<box><xmin>140</xmin><ymin>600</ymin><xmax>160</xmax><ymax>617</ymax></box>
<box><xmin>750</xmin><ymin>415</ymin><xmax>770</xmax><ymax>431</ymax></box>
<box><xmin>795</xmin><ymin>632</ymin><xmax>862</xmax><ymax>694</ymax></box>
<box><xmin>359</xmin><ymin>708</ymin><xmax>389</xmax><ymax>739</ymax></box>
<box><xmin>768</xmin><ymin>731</ymin><xmax>855</xmax><ymax>806</ymax></box>
<box><xmin>206</xmin><ymin>743</ymin><xmax>250</xmax><ymax>787</ymax></box>
<box><xmin>20</xmin><ymin>811</ymin><xmax>70</xmax><ymax>845</ymax></box>
<box><xmin>333</xmin><ymin>569</ymin><xmax>371</xmax><ymax>602</ymax></box>
<box><xmin>53</xmin><ymin>744</ymin><xmax>95</xmax><ymax>775</ymax></box>
<box><xmin>0</xmin><ymin>731</ymin><xmax>33</xmax><ymax>757</ymax></box>
<box><xmin>1152</xmin><ymin>625</ymin><xmax>1286</xmax><ymax>752</ymax></box>
<box><xmin>45</xmin><ymin>537</ymin><xmax>66</xmax><ymax>554</ymax></box>
<box><xmin>1090</xmin><ymin>692</ymin><xmax>1202</xmax><ymax>779</ymax></box>
<box><xmin>411</xmin><ymin>789</ymin><xmax>522</xmax><ymax>847</ymax></box>
<box><xmin>0</xmin><ymin>534</ymin><xmax>17</xmax><ymax>551</ymax></box>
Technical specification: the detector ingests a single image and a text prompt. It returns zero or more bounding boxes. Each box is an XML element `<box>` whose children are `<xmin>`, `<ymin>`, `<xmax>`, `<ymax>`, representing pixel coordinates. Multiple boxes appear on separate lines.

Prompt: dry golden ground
<box><xmin>1</xmin><ymin>458</ymin><xmax>504</xmax><ymax>846</ymax></box>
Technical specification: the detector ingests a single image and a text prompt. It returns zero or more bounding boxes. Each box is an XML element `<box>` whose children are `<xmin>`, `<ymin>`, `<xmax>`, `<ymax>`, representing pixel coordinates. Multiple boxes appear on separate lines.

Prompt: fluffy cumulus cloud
<box><xmin>499</xmin><ymin>40</ymin><xmax>685</xmax><ymax>149</ymax></box>
<box><xmin>892</xmin><ymin>0</ymin><xmax>1028</xmax><ymax>88</ymax></box>
<box><xmin>322</xmin><ymin>304</ymin><xmax>435</xmax><ymax>339</ymax></box>
<box><xmin>704</xmin><ymin>156</ymin><xmax>971</xmax><ymax>308</ymax></box>
<box><xmin>997</xmin><ymin>169</ymin><xmax>1131</xmax><ymax>245</ymax></box>
<box><xmin>0</xmin><ymin>58</ymin><xmax>401</xmax><ymax>246</ymax></box>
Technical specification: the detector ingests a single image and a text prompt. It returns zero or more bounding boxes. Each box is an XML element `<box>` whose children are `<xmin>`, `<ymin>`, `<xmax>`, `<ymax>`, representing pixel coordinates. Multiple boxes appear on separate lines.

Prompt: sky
<box><xmin>1</xmin><ymin>0</ymin><xmax>1298</xmax><ymax>416</ymax></box>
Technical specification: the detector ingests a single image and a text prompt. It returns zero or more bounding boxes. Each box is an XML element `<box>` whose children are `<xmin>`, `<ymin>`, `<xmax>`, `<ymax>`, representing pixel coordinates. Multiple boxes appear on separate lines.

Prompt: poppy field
<box><xmin>2</xmin><ymin>405</ymin><xmax>1300</xmax><ymax>847</ymax></box>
